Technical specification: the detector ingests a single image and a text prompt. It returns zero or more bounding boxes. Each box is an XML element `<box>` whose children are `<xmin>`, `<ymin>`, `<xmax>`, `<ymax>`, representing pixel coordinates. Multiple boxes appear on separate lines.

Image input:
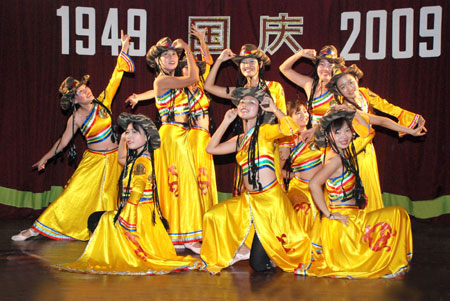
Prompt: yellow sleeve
<box><xmin>128</xmin><ymin>156</ymin><xmax>152</xmax><ymax>203</ymax></box>
<box><xmin>263</xmin><ymin>116</ymin><xmax>299</xmax><ymax>141</ymax></box>
<box><xmin>118</xmin><ymin>156</ymin><xmax>152</xmax><ymax>231</ymax></box>
<box><xmin>268</xmin><ymin>81</ymin><xmax>287</xmax><ymax>114</ymax></box>
<box><xmin>97</xmin><ymin>51</ymin><xmax>135</xmax><ymax>109</ymax></box>
<box><xmin>361</xmin><ymin>87</ymin><xmax>422</xmax><ymax>137</ymax></box>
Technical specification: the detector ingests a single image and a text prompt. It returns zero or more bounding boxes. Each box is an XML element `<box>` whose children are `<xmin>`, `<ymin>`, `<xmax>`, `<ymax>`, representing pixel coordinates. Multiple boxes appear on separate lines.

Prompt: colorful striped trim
<box><xmin>119</xmin><ymin>51</ymin><xmax>135</xmax><ymax>73</ymax></box>
<box><xmin>118</xmin><ymin>216</ymin><xmax>137</xmax><ymax>232</ymax></box>
<box><xmin>238</xmin><ymin>126</ymin><xmax>255</xmax><ymax>152</ymax></box>
<box><xmin>80</xmin><ymin>103</ymin><xmax>98</xmax><ymax>136</ymax></box>
<box><xmin>241</xmin><ymin>155</ymin><xmax>275</xmax><ymax>176</ymax></box>
<box><xmin>87</xmin><ymin>148</ymin><xmax>118</xmax><ymax>155</ymax></box>
<box><xmin>169</xmin><ymin>230</ymin><xmax>203</xmax><ymax>244</ymax></box>
<box><xmin>248</xmin><ymin>178</ymin><xmax>277</xmax><ymax>195</ymax></box>
<box><xmin>327</xmin><ymin>170</ymin><xmax>356</xmax><ymax>203</ymax></box>
<box><xmin>32</xmin><ymin>220</ymin><xmax>76</xmax><ymax>241</ymax></box>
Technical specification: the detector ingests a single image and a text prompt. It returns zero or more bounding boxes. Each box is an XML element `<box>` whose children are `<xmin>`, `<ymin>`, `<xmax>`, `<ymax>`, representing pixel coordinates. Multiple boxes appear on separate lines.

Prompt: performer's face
<box><xmin>331</xmin><ymin>121</ymin><xmax>353</xmax><ymax>150</ymax></box>
<box><xmin>292</xmin><ymin>104</ymin><xmax>309</xmax><ymax>127</ymax></box>
<box><xmin>337</xmin><ymin>74</ymin><xmax>359</xmax><ymax>100</ymax></box>
<box><xmin>240</xmin><ymin>58</ymin><xmax>260</xmax><ymax>78</ymax></box>
<box><xmin>159</xmin><ymin>50</ymin><xmax>179</xmax><ymax>72</ymax></box>
<box><xmin>75</xmin><ymin>84</ymin><xmax>94</xmax><ymax>104</ymax></box>
<box><xmin>317</xmin><ymin>59</ymin><xmax>334</xmax><ymax>83</ymax></box>
<box><xmin>125</xmin><ymin>123</ymin><xmax>147</xmax><ymax>152</ymax></box>
<box><xmin>237</xmin><ymin>96</ymin><xmax>259</xmax><ymax>119</ymax></box>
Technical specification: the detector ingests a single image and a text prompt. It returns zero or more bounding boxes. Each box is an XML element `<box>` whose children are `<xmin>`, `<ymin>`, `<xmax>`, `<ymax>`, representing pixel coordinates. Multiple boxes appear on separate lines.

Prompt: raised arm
<box><xmin>32</xmin><ymin>116</ymin><xmax>79</xmax><ymax>171</ymax></box>
<box><xmin>203</xmin><ymin>49</ymin><xmax>236</xmax><ymax>99</ymax></box>
<box><xmin>190</xmin><ymin>24</ymin><xmax>213</xmax><ymax>65</ymax></box>
<box><xmin>206</xmin><ymin>109</ymin><xmax>239</xmax><ymax>155</ymax></box>
<box><xmin>154</xmin><ymin>39</ymin><xmax>199</xmax><ymax>93</ymax></box>
<box><xmin>279</xmin><ymin>49</ymin><xmax>316</xmax><ymax>98</ymax></box>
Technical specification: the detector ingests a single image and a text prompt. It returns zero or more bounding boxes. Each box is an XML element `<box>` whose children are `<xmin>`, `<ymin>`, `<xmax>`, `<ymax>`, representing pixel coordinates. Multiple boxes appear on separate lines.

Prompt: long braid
<box><xmin>149</xmin><ymin>142</ymin><xmax>169</xmax><ymax>230</ymax></box>
<box><xmin>247</xmin><ymin>108</ymin><xmax>264</xmax><ymax>191</ymax></box>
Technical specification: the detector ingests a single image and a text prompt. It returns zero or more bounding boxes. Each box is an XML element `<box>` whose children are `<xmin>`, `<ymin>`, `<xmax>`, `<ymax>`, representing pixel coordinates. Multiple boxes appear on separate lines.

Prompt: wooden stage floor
<box><xmin>0</xmin><ymin>218</ymin><xmax>449</xmax><ymax>300</ymax></box>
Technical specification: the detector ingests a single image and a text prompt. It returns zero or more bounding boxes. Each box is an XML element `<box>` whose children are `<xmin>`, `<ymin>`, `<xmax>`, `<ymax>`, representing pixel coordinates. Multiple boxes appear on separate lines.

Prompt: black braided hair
<box><xmin>306</xmin><ymin>62</ymin><xmax>320</xmax><ymax>129</ymax></box>
<box><xmin>326</xmin><ymin>117</ymin><xmax>367</xmax><ymax>209</ymax></box>
<box><xmin>113</xmin><ymin>122</ymin><xmax>169</xmax><ymax>229</ymax></box>
<box><xmin>247</xmin><ymin>107</ymin><xmax>265</xmax><ymax>191</ymax></box>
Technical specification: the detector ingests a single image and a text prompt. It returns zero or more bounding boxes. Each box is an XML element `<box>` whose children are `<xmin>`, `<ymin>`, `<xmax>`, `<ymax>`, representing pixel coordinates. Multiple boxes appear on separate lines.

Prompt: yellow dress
<box><xmin>200</xmin><ymin>117</ymin><xmax>312</xmax><ymax>274</ymax></box>
<box><xmin>188</xmin><ymin>65</ymin><xmax>218</xmax><ymax>215</ymax></box>
<box><xmin>287</xmin><ymin>138</ymin><xmax>324</xmax><ymax>233</ymax></box>
<box><xmin>302</xmin><ymin>168</ymin><xmax>413</xmax><ymax>279</ymax></box>
<box><xmin>32</xmin><ymin>51</ymin><xmax>134</xmax><ymax>241</ymax></box>
<box><xmin>154</xmin><ymin>89</ymin><xmax>204</xmax><ymax>244</ymax></box>
<box><xmin>353</xmin><ymin>88</ymin><xmax>422</xmax><ymax>212</ymax></box>
<box><xmin>54</xmin><ymin>154</ymin><xmax>203</xmax><ymax>275</ymax></box>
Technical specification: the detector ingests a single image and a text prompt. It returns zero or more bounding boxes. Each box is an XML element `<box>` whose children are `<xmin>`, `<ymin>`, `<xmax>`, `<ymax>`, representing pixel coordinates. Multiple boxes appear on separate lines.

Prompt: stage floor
<box><xmin>1</xmin><ymin>218</ymin><xmax>449</xmax><ymax>300</ymax></box>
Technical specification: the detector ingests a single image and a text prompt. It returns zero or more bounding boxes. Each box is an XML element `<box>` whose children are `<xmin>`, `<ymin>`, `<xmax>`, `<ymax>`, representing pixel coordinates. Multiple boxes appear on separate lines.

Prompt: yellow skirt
<box><xmin>188</xmin><ymin>126</ymin><xmax>218</xmax><ymax>213</ymax></box>
<box><xmin>304</xmin><ymin>206</ymin><xmax>413</xmax><ymax>278</ymax></box>
<box><xmin>54</xmin><ymin>203</ymin><xmax>203</xmax><ymax>275</ymax></box>
<box><xmin>32</xmin><ymin>149</ymin><xmax>121</xmax><ymax>241</ymax></box>
<box><xmin>200</xmin><ymin>181</ymin><xmax>312</xmax><ymax>274</ymax></box>
<box><xmin>358</xmin><ymin>142</ymin><xmax>384</xmax><ymax>212</ymax></box>
<box><xmin>154</xmin><ymin>122</ymin><xmax>204</xmax><ymax>244</ymax></box>
<box><xmin>287</xmin><ymin>176</ymin><xmax>319</xmax><ymax>234</ymax></box>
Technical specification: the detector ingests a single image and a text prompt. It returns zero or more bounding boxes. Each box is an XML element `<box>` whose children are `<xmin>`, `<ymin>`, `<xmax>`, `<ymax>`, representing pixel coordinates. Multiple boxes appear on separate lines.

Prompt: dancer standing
<box><xmin>12</xmin><ymin>31</ymin><xmax>134</xmax><ymax>241</ymax></box>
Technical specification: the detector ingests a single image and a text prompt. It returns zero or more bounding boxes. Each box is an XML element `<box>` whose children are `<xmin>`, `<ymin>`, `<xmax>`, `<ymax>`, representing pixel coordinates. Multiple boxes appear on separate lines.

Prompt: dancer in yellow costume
<box><xmin>204</xmin><ymin>43</ymin><xmax>289</xmax><ymax>189</ymax></box>
<box><xmin>146</xmin><ymin>36</ymin><xmax>207</xmax><ymax>251</ymax></box>
<box><xmin>303</xmin><ymin>106</ymin><xmax>425</xmax><ymax>278</ymax></box>
<box><xmin>326</xmin><ymin>64</ymin><xmax>425</xmax><ymax>212</ymax></box>
<box><xmin>180</xmin><ymin>26</ymin><xmax>218</xmax><ymax>243</ymax></box>
<box><xmin>283</xmin><ymin>99</ymin><xmax>324</xmax><ymax>234</ymax></box>
<box><xmin>280</xmin><ymin>45</ymin><xmax>345</xmax><ymax>126</ymax></box>
<box><xmin>125</xmin><ymin>27</ymin><xmax>218</xmax><ymax>253</ymax></box>
<box><xmin>201</xmin><ymin>87</ymin><xmax>312</xmax><ymax>274</ymax></box>
<box><xmin>55</xmin><ymin>113</ymin><xmax>203</xmax><ymax>275</ymax></box>
<box><xmin>12</xmin><ymin>31</ymin><xmax>134</xmax><ymax>241</ymax></box>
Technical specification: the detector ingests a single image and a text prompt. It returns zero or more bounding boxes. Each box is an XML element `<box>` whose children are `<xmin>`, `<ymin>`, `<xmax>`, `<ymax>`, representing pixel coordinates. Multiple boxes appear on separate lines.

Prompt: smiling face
<box><xmin>336</xmin><ymin>74</ymin><xmax>360</xmax><ymax>100</ymax></box>
<box><xmin>74</xmin><ymin>84</ymin><xmax>94</xmax><ymax>105</ymax></box>
<box><xmin>158</xmin><ymin>49</ymin><xmax>179</xmax><ymax>72</ymax></box>
<box><xmin>317</xmin><ymin>59</ymin><xmax>334</xmax><ymax>83</ymax></box>
<box><xmin>291</xmin><ymin>104</ymin><xmax>309</xmax><ymax>128</ymax></box>
<box><xmin>125</xmin><ymin>123</ymin><xmax>147</xmax><ymax>152</ymax></box>
<box><xmin>330</xmin><ymin>119</ymin><xmax>353</xmax><ymax>150</ymax></box>
<box><xmin>237</xmin><ymin>95</ymin><xmax>260</xmax><ymax>120</ymax></box>
<box><xmin>239</xmin><ymin>58</ymin><xmax>261</xmax><ymax>79</ymax></box>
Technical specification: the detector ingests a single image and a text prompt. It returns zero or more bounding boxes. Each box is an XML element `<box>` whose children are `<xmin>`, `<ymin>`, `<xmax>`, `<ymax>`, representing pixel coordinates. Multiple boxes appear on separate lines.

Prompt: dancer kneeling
<box><xmin>304</xmin><ymin>106</ymin><xmax>425</xmax><ymax>278</ymax></box>
<box><xmin>200</xmin><ymin>87</ymin><xmax>312</xmax><ymax>274</ymax></box>
<box><xmin>54</xmin><ymin>113</ymin><xmax>203</xmax><ymax>275</ymax></box>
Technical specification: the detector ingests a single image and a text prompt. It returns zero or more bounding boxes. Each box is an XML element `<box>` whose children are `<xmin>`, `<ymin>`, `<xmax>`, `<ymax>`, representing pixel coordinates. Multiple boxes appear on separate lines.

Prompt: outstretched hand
<box><xmin>125</xmin><ymin>94</ymin><xmax>138</xmax><ymax>109</ymax></box>
<box><xmin>32</xmin><ymin>158</ymin><xmax>47</xmax><ymax>171</ymax></box>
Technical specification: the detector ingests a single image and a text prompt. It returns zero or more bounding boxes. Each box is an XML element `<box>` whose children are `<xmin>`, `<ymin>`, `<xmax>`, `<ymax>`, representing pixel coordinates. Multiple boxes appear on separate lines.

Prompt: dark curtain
<box><xmin>0</xmin><ymin>0</ymin><xmax>448</xmax><ymax>216</ymax></box>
